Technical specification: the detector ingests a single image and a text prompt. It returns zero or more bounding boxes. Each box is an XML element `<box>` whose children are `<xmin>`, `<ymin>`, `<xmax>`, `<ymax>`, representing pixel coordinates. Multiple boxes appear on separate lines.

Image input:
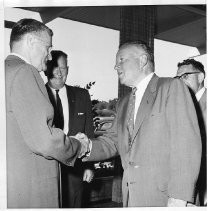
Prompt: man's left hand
<box><xmin>73</xmin><ymin>132</ymin><xmax>90</xmax><ymax>158</ymax></box>
<box><xmin>167</xmin><ymin>197</ymin><xmax>187</xmax><ymax>207</ymax></box>
<box><xmin>83</xmin><ymin>169</ymin><xmax>94</xmax><ymax>183</ymax></box>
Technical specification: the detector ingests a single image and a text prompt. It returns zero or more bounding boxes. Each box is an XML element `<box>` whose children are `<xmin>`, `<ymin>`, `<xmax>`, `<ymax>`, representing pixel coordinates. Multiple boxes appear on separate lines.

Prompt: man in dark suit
<box><xmin>5</xmin><ymin>19</ymin><xmax>88</xmax><ymax>208</ymax></box>
<box><xmin>76</xmin><ymin>41</ymin><xmax>202</xmax><ymax>207</ymax></box>
<box><xmin>45</xmin><ymin>50</ymin><xmax>95</xmax><ymax>208</ymax></box>
<box><xmin>176</xmin><ymin>59</ymin><xmax>207</xmax><ymax>206</ymax></box>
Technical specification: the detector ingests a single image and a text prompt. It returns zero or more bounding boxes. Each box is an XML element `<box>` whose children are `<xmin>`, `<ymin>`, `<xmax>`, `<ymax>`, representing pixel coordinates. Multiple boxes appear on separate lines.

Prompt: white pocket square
<box><xmin>78</xmin><ymin>112</ymin><xmax>84</xmax><ymax>115</ymax></box>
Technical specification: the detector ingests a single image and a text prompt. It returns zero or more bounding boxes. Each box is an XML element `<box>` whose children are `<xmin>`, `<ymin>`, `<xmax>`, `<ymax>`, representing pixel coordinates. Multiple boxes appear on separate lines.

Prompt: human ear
<box><xmin>26</xmin><ymin>34</ymin><xmax>35</xmax><ymax>49</ymax></box>
<box><xmin>198</xmin><ymin>72</ymin><xmax>205</xmax><ymax>84</ymax></box>
<box><xmin>139</xmin><ymin>54</ymin><xmax>148</xmax><ymax>67</ymax></box>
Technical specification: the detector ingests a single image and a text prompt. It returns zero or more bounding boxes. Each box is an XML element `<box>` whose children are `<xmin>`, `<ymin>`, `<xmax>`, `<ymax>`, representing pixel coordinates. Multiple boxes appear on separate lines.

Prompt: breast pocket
<box><xmin>150</xmin><ymin>112</ymin><xmax>164</xmax><ymax>118</ymax></box>
<box><xmin>76</xmin><ymin>112</ymin><xmax>86</xmax><ymax>124</ymax></box>
<box><xmin>77</xmin><ymin>112</ymin><xmax>85</xmax><ymax>117</ymax></box>
<box><xmin>143</xmin><ymin>112</ymin><xmax>165</xmax><ymax>125</ymax></box>
<box><xmin>140</xmin><ymin>112</ymin><xmax>167</xmax><ymax>144</ymax></box>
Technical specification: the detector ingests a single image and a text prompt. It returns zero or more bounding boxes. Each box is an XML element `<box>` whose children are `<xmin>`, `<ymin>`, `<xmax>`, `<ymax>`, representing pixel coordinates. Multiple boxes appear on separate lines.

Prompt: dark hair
<box><xmin>10</xmin><ymin>18</ymin><xmax>53</xmax><ymax>50</ymax></box>
<box><xmin>45</xmin><ymin>50</ymin><xmax>68</xmax><ymax>79</ymax></box>
<box><xmin>119</xmin><ymin>40</ymin><xmax>154</xmax><ymax>66</ymax></box>
<box><xmin>177</xmin><ymin>59</ymin><xmax>205</xmax><ymax>77</ymax></box>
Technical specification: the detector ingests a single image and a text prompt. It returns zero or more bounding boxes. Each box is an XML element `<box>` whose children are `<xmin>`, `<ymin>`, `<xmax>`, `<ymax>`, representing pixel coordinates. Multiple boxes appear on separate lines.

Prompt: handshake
<box><xmin>73</xmin><ymin>132</ymin><xmax>91</xmax><ymax>159</ymax></box>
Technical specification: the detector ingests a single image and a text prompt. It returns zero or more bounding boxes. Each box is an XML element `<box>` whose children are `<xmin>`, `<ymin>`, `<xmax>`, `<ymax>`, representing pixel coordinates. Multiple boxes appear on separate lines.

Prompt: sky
<box><xmin>1</xmin><ymin>1</ymin><xmax>208</xmax><ymax>209</ymax></box>
<box><xmin>4</xmin><ymin>8</ymin><xmax>119</xmax><ymax>101</ymax></box>
<box><xmin>4</xmin><ymin>7</ymin><xmax>206</xmax><ymax>101</ymax></box>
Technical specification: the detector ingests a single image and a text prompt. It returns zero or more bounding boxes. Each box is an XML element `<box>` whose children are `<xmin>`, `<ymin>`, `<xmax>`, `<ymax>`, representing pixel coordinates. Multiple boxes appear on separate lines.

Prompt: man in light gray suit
<box><xmin>5</xmin><ymin>18</ymin><xmax>87</xmax><ymax>208</ymax></box>
<box><xmin>76</xmin><ymin>41</ymin><xmax>202</xmax><ymax>207</ymax></box>
<box><xmin>177</xmin><ymin>59</ymin><xmax>207</xmax><ymax>206</ymax></box>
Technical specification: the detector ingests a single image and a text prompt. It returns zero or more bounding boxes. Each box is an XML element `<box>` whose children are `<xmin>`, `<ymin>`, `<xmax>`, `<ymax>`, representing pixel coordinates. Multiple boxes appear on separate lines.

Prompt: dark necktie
<box><xmin>55</xmin><ymin>89</ymin><xmax>64</xmax><ymax>130</ymax></box>
<box><xmin>127</xmin><ymin>87</ymin><xmax>137</xmax><ymax>144</ymax></box>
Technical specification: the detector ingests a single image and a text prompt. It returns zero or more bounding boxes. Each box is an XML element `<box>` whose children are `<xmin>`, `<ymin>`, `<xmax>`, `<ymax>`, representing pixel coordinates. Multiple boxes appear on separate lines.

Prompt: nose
<box><xmin>53</xmin><ymin>68</ymin><xmax>62</xmax><ymax>78</ymax></box>
<box><xmin>56</xmin><ymin>68</ymin><xmax>62</xmax><ymax>76</ymax></box>
<box><xmin>114</xmin><ymin>64</ymin><xmax>120</xmax><ymax>70</ymax></box>
<box><xmin>47</xmin><ymin>52</ymin><xmax>52</xmax><ymax>61</ymax></box>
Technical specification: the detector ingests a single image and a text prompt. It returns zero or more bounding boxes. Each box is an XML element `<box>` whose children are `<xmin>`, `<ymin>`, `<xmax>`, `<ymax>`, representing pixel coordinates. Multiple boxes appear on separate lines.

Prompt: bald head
<box><xmin>115</xmin><ymin>41</ymin><xmax>154</xmax><ymax>87</ymax></box>
<box><xmin>119</xmin><ymin>41</ymin><xmax>155</xmax><ymax>67</ymax></box>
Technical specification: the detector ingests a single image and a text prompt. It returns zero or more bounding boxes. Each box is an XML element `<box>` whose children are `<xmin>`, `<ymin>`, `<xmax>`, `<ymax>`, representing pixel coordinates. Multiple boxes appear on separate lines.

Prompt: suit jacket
<box><xmin>196</xmin><ymin>89</ymin><xmax>206</xmax><ymax>158</ymax></box>
<box><xmin>88</xmin><ymin>74</ymin><xmax>202</xmax><ymax>207</ymax></box>
<box><xmin>5</xmin><ymin>55</ymin><xmax>81</xmax><ymax>208</ymax></box>
<box><xmin>46</xmin><ymin>84</ymin><xmax>94</xmax><ymax>208</ymax></box>
<box><xmin>198</xmin><ymin>89</ymin><xmax>206</xmax><ymax>129</ymax></box>
<box><xmin>195</xmin><ymin>89</ymin><xmax>207</xmax><ymax>205</ymax></box>
<box><xmin>46</xmin><ymin>84</ymin><xmax>94</xmax><ymax>175</ymax></box>
<box><xmin>46</xmin><ymin>84</ymin><xmax>94</xmax><ymax>138</ymax></box>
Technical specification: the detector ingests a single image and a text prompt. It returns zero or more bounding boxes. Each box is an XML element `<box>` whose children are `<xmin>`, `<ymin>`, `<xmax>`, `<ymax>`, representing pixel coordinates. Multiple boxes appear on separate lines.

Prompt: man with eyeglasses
<box><xmin>5</xmin><ymin>18</ymin><xmax>89</xmax><ymax>208</ymax></box>
<box><xmin>45</xmin><ymin>50</ymin><xmax>95</xmax><ymax>208</ymax></box>
<box><xmin>176</xmin><ymin>59</ymin><xmax>206</xmax><ymax>206</ymax></box>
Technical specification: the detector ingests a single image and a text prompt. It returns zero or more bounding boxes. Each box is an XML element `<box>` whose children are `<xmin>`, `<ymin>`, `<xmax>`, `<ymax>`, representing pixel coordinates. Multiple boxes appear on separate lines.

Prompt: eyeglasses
<box><xmin>174</xmin><ymin>72</ymin><xmax>200</xmax><ymax>80</ymax></box>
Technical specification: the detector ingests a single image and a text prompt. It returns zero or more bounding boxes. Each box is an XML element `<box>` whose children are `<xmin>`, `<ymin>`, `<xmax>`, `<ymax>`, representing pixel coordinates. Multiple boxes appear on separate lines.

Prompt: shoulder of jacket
<box><xmin>157</xmin><ymin>77</ymin><xmax>173</xmax><ymax>86</ymax></box>
<box><xmin>157</xmin><ymin>77</ymin><xmax>182</xmax><ymax>90</ymax></box>
<box><xmin>67</xmin><ymin>85</ymin><xmax>89</xmax><ymax>95</ymax></box>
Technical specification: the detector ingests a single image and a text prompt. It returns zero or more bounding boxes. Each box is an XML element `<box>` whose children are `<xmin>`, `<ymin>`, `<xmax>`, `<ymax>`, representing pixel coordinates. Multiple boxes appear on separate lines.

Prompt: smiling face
<box><xmin>114</xmin><ymin>45</ymin><xmax>144</xmax><ymax>87</ymax></box>
<box><xmin>115</xmin><ymin>47</ymin><xmax>139</xmax><ymax>87</ymax></box>
<box><xmin>48</xmin><ymin>55</ymin><xmax>69</xmax><ymax>89</ymax></box>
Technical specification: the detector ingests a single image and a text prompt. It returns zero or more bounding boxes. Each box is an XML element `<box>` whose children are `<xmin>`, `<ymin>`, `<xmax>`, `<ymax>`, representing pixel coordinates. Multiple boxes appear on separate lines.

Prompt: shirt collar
<box><xmin>48</xmin><ymin>83</ymin><xmax>66</xmax><ymax>94</ymax></box>
<box><xmin>9</xmin><ymin>53</ymin><xmax>31</xmax><ymax>65</ymax></box>
<box><xmin>135</xmin><ymin>72</ymin><xmax>154</xmax><ymax>93</ymax></box>
<box><xmin>196</xmin><ymin>87</ymin><xmax>205</xmax><ymax>101</ymax></box>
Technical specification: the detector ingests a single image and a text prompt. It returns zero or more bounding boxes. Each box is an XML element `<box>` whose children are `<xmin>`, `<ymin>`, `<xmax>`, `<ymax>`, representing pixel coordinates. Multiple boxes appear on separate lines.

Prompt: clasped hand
<box><xmin>74</xmin><ymin>132</ymin><xmax>90</xmax><ymax>158</ymax></box>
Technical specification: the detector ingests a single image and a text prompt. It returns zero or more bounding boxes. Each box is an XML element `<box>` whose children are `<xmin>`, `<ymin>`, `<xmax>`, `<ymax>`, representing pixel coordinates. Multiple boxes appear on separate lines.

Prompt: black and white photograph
<box><xmin>0</xmin><ymin>0</ymin><xmax>207</xmax><ymax>209</ymax></box>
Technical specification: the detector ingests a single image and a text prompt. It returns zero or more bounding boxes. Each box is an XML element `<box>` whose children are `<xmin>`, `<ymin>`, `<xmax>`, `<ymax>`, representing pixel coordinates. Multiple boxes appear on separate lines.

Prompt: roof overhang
<box><xmin>5</xmin><ymin>5</ymin><xmax>206</xmax><ymax>54</ymax></box>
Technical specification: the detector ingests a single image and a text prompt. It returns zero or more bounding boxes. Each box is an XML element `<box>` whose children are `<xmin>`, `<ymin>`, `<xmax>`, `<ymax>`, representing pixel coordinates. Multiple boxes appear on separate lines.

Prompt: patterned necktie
<box><xmin>55</xmin><ymin>89</ymin><xmax>64</xmax><ymax>130</ymax></box>
<box><xmin>127</xmin><ymin>87</ymin><xmax>137</xmax><ymax>144</ymax></box>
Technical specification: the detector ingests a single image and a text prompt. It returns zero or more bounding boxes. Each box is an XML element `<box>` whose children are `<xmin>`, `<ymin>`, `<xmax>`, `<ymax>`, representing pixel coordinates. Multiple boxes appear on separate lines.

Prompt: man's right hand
<box><xmin>74</xmin><ymin>132</ymin><xmax>90</xmax><ymax>158</ymax></box>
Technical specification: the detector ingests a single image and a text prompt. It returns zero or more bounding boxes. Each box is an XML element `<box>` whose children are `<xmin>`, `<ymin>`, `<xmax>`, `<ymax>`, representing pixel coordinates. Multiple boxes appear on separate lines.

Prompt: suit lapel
<box><xmin>119</xmin><ymin>95</ymin><xmax>131</xmax><ymax>150</ymax></box>
<box><xmin>199</xmin><ymin>89</ymin><xmax>206</xmax><ymax>111</ymax></box>
<box><xmin>9</xmin><ymin>55</ymin><xmax>51</xmax><ymax>104</ymax></box>
<box><xmin>130</xmin><ymin>74</ymin><xmax>159</xmax><ymax>146</ymax></box>
<box><xmin>66</xmin><ymin>85</ymin><xmax>76</xmax><ymax>132</ymax></box>
<box><xmin>45</xmin><ymin>84</ymin><xmax>57</xmax><ymax>108</ymax></box>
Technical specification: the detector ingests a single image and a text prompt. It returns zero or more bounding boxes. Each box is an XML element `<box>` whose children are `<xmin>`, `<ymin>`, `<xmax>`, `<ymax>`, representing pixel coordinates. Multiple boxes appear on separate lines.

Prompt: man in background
<box><xmin>45</xmin><ymin>50</ymin><xmax>95</xmax><ymax>208</ymax></box>
<box><xmin>5</xmin><ymin>19</ymin><xmax>87</xmax><ymax>208</ymax></box>
<box><xmin>177</xmin><ymin>59</ymin><xmax>206</xmax><ymax>206</ymax></box>
<box><xmin>76</xmin><ymin>41</ymin><xmax>202</xmax><ymax>207</ymax></box>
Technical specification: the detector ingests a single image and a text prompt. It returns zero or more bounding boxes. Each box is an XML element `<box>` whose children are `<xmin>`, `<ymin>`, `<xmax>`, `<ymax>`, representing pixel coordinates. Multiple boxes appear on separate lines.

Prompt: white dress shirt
<box><xmin>49</xmin><ymin>85</ymin><xmax>69</xmax><ymax>135</ymax></box>
<box><xmin>134</xmin><ymin>72</ymin><xmax>154</xmax><ymax>122</ymax></box>
<box><xmin>196</xmin><ymin>87</ymin><xmax>206</xmax><ymax>101</ymax></box>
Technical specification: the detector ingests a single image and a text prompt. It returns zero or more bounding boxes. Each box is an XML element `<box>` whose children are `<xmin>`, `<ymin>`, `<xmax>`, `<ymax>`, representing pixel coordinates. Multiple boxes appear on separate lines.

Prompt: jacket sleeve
<box><xmin>87</xmin><ymin>106</ymin><xmax>119</xmax><ymax>162</ymax></box>
<box><xmin>82</xmin><ymin>89</ymin><xmax>95</xmax><ymax>170</ymax></box>
<box><xmin>83</xmin><ymin>89</ymin><xmax>95</xmax><ymax>138</ymax></box>
<box><xmin>11</xmin><ymin>66</ymin><xmax>81</xmax><ymax>166</ymax></box>
<box><xmin>166</xmin><ymin>79</ymin><xmax>202</xmax><ymax>202</ymax></box>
